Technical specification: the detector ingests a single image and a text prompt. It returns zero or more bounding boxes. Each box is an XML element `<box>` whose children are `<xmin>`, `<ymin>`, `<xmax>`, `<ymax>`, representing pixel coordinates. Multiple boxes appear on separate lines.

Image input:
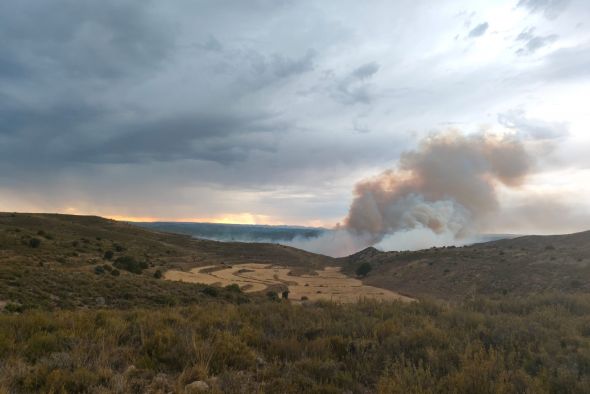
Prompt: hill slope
<box><xmin>341</xmin><ymin>231</ymin><xmax>590</xmax><ymax>300</ymax></box>
<box><xmin>0</xmin><ymin>212</ymin><xmax>332</xmax><ymax>310</ymax></box>
<box><xmin>2</xmin><ymin>212</ymin><xmax>590</xmax><ymax>306</ymax></box>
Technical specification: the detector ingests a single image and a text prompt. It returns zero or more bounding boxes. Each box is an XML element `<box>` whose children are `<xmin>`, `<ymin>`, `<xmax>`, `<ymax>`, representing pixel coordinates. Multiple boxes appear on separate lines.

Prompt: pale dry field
<box><xmin>165</xmin><ymin>263</ymin><xmax>413</xmax><ymax>303</ymax></box>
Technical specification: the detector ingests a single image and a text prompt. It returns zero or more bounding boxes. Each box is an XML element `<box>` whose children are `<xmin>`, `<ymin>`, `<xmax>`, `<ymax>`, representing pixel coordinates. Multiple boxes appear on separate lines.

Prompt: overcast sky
<box><xmin>1</xmin><ymin>0</ymin><xmax>589</xmax><ymax>233</ymax></box>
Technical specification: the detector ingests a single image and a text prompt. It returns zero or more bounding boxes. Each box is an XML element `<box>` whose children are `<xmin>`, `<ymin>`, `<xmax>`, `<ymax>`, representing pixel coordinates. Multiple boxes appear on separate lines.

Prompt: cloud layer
<box><xmin>0</xmin><ymin>0</ymin><xmax>589</xmax><ymax>238</ymax></box>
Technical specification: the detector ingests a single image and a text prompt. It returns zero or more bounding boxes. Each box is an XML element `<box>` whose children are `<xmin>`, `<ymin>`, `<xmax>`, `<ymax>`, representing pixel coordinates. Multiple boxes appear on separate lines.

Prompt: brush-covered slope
<box><xmin>342</xmin><ymin>231</ymin><xmax>590</xmax><ymax>300</ymax></box>
<box><xmin>0</xmin><ymin>212</ymin><xmax>332</xmax><ymax>310</ymax></box>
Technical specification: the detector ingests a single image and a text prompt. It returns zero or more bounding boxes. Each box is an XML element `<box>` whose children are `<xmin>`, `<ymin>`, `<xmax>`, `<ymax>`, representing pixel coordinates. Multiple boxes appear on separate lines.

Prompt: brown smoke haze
<box><xmin>343</xmin><ymin>131</ymin><xmax>531</xmax><ymax>244</ymax></box>
<box><xmin>286</xmin><ymin>131</ymin><xmax>536</xmax><ymax>257</ymax></box>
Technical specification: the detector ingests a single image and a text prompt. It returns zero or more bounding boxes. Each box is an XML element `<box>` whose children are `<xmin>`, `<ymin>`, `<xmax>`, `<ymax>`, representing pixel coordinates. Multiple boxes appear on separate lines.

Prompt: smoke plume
<box><xmin>343</xmin><ymin>131</ymin><xmax>531</xmax><ymax>246</ymax></box>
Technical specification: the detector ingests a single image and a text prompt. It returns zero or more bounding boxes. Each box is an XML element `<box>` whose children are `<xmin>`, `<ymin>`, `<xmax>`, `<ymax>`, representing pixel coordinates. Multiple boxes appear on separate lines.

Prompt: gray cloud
<box><xmin>468</xmin><ymin>22</ymin><xmax>489</xmax><ymax>38</ymax></box>
<box><xmin>498</xmin><ymin>109</ymin><xmax>569</xmax><ymax>140</ymax></box>
<box><xmin>327</xmin><ymin>62</ymin><xmax>381</xmax><ymax>105</ymax></box>
<box><xmin>516</xmin><ymin>27</ymin><xmax>558</xmax><ymax>54</ymax></box>
<box><xmin>0</xmin><ymin>0</ymin><xmax>173</xmax><ymax>81</ymax></box>
<box><xmin>351</xmin><ymin>62</ymin><xmax>380</xmax><ymax>80</ymax></box>
<box><xmin>517</xmin><ymin>0</ymin><xmax>571</xmax><ymax>20</ymax></box>
<box><xmin>0</xmin><ymin>0</ymin><xmax>588</xmax><ymax>229</ymax></box>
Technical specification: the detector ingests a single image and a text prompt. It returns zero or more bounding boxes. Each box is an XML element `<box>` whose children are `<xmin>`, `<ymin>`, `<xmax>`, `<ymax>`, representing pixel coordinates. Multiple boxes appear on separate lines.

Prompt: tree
<box><xmin>282</xmin><ymin>290</ymin><xmax>290</xmax><ymax>300</ymax></box>
<box><xmin>153</xmin><ymin>269</ymin><xmax>163</xmax><ymax>279</ymax></box>
<box><xmin>356</xmin><ymin>262</ymin><xmax>372</xmax><ymax>277</ymax></box>
<box><xmin>28</xmin><ymin>238</ymin><xmax>41</xmax><ymax>248</ymax></box>
<box><xmin>103</xmin><ymin>250</ymin><xmax>114</xmax><ymax>260</ymax></box>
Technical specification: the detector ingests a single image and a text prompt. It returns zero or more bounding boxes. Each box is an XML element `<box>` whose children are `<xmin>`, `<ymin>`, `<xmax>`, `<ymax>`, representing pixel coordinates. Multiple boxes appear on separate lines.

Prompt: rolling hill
<box><xmin>341</xmin><ymin>230</ymin><xmax>590</xmax><ymax>300</ymax></box>
<box><xmin>2</xmin><ymin>213</ymin><xmax>590</xmax><ymax>393</ymax></box>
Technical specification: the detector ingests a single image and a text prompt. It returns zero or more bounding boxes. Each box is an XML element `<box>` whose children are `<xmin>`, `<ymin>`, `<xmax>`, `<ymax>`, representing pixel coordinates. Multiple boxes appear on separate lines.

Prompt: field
<box><xmin>165</xmin><ymin>264</ymin><xmax>413</xmax><ymax>302</ymax></box>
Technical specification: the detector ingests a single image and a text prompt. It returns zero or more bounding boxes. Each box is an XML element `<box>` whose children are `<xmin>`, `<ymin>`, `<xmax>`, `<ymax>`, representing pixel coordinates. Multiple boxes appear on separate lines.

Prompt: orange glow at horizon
<box><xmin>105</xmin><ymin>212</ymin><xmax>333</xmax><ymax>228</ymax></box>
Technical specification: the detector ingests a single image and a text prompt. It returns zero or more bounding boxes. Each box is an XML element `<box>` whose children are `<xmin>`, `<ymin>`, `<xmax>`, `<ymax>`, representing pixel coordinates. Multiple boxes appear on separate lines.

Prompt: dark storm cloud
<box><xmin>517</xmin><ymin>0</ymin><xmax>571</xmax><ymax>20</ymax></box>
<box><xmin>0</xmin><ymin>0</ymin><xmax>173</xmax><ymax>81</ymax></box>
<box><xmin>468</xmin><ymin>22</ymin><xmax>489</xmax><ymax>38</ymax></box>
<box><xmin>77</xmin><ymin>113</ymin><xmax>281</xmax><ymax>165</ymax></box>
<box><xmin>0</xmin><ymin>1</ymin><xmax>317</xmax><ymax>172</ymax></box>
<box><xmin>1</xmin><ymin>0</ymin><xmax>589</xmax><ymax>228</ymax></box>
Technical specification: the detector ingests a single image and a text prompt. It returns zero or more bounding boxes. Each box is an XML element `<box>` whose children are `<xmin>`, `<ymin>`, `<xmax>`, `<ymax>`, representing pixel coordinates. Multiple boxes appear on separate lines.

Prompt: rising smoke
<box><xmin>288</xmin><ymin>131</ymin><xmax>532</xmax><ymax>256</ymax></box>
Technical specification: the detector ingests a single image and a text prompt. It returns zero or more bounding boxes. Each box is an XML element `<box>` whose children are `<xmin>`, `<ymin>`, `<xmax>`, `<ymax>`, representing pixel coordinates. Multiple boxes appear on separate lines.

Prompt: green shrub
<box><xmin>202</xmin><ymin>286</ymin><xmax>219</xmax><ymax>297</ymax></box>
<box><xmin>225</xmin><ymin>283</ymin><xmax>241</xmax><ymax>293</ymax></box>
<box><xmin>113</xmin><ymin>256</ymin><xmax>145</xmax><ymax>274</ymax></box>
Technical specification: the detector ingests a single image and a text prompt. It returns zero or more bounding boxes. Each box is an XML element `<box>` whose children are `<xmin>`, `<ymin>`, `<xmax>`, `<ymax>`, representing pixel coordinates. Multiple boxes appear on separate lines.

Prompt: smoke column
<box><xmin>285</xmin><ymin>131</ymin><xmax>532</xmax><ymax>256</ymax></box>
<box><xmin>343</xmin><ymin>131</ymin><xmax>531</xmax><ymax>246</ymax></box>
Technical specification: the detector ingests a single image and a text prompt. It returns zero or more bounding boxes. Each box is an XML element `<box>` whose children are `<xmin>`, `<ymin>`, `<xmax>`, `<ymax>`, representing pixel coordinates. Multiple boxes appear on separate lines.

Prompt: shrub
<box><xmin>203</xmin><ymin>286</ymin><xmax>219</xmax><ymax>297</ymax></box>
<box><xmin>356</xmin><ymin>262</ymin><xmax>372</xmax><ymax>277</ymax></box>
<box><xmin>113</xmin><ymin>256</ymin><xmax>145</xmax><ymax>274</ymax></box>
<box><xmin>282</xmin><ymin>290</ymin><xmax>290</xmax><ymax>300</ymax></box>
<box><xmin>267</xmin><ymin>291</ymin><xmax>279</xmax><ymax>301</ymax></box>
<box><xmin>110</xmin><ymin>269</ymin><xmax>120</xmax><ymax>277</ymax></box>
<box><xmin>94</xmin><ymin>266</ymin><xmax>105</xmax><ymax>275</ymax></box>
<box><xmin>153</xmin><ymin>269</ymin><xmax>163</xmax><ymax>279</ymax></box>
<box><xmin>28</xmin><ymin>238</ymin><xmax>42</xmax><ymax>248</ymax></box>
<box><xmin>103</xmin><ymin>250</ymin><xmax>114</xmax><ymax>260</ymax></box>
<box><xmin>225</xmin><ymin>283</ymin><xmax>241</xmax><ymax>293</ymax></box>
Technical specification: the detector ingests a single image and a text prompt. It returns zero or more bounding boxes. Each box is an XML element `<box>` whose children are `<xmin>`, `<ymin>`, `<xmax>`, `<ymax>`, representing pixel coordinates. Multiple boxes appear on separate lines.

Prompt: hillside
<box><xmin>4</xmin><ymin>212</ymin><xmax>590</xmax><ymax>307</ymax></box>
<box><xmin>341</xmin><ymin>230</ymin><xmax>590</xmax><ymax>301</ymax></box>
<box><xmin>2</xmin><ymin>213</ymin><xmax>590</xmax><ymax>392</ymax></box>
<box><xmin>0</xmin><ymin>212</ymin><xmax>331</xmax><ymax>310</ymax></box>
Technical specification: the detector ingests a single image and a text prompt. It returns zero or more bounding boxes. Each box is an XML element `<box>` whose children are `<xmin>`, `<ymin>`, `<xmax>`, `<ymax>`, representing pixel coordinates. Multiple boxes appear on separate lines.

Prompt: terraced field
<box><xmin>165</xmin><ymin>263</ymin><xmax>413</xmax><ymax>302</ymax></box>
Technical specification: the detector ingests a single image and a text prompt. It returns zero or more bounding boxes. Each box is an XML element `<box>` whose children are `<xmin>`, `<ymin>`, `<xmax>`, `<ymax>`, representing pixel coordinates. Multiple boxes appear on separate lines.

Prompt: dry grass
<box><xmin>165</xmin><ymin>264</ymin><xmax>413</xmax><ymax>303</ymax></box>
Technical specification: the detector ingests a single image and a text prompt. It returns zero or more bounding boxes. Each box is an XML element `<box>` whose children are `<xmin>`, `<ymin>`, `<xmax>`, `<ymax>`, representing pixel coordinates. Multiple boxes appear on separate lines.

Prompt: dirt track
<box><xmin>165</xmin><ymin>263</ymin><xmax>413</xmax><ymax>303</ymax></box>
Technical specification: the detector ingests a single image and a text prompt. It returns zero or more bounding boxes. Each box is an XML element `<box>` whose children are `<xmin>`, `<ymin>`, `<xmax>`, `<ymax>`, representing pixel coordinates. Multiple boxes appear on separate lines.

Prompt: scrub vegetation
<box><xmin>2</xmin><ymin>213</ymin><xmax>590</xmax><ymax>392</ymax></box>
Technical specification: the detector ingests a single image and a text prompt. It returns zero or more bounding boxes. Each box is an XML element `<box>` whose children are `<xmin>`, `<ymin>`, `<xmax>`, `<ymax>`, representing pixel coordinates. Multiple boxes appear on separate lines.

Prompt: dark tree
<box><xmin>103</xmin><ymin>250</ymin><xmax>114</xmax><ymax>260</ymax></box>
<box><xmin>28</xmin><ymin>238</ymin><xmax>41</xmax><ymax>248</ymax></box>
<box><xmin>356</xmin><ymin>262</ymin><xmax>372</xmax><ymax>277</ymax></box>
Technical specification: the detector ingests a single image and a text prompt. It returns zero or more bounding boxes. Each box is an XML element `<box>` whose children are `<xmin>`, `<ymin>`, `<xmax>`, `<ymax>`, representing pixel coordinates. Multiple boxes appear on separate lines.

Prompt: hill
<box><xmin>3</xmin><ymin>212</ymin><xmax>590</xmax><ymax>305</ymax></box>
<box><xmin>2</xmin><ymin>213</ymin><xmax>590</xmax><ymax>392</ymax></box>
<box><xmin>0</xmin><ymin>212</ymin><xmax>331</xmax><ymax>310</ymax></box>
<box><xmin>341</xmin><ymin>230</ymin><xmax>590</xmax><ymax>301</ymax></box>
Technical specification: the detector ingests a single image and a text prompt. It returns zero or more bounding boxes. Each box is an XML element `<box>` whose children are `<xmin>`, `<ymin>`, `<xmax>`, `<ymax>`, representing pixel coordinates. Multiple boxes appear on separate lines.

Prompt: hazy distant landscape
<box><xmin>135</xmin><ymin>221</ymin><xmax>326</xmax><ymax>243</ymax></box>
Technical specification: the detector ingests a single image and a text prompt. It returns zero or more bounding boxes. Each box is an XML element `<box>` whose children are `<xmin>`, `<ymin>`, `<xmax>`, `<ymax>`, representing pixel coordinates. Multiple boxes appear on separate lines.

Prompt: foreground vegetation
<box><xmin>2</xmin><ymin>294</ymin><xmax>590</xmax><ymax>393</ymax></box>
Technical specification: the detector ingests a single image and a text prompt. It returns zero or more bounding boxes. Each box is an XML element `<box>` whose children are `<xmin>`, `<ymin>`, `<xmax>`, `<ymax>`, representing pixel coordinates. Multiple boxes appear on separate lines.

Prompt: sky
<box><xmin>1</xmin><ymin>0</ymin><xmax>590</xmax><ymax>235</ymax></box>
